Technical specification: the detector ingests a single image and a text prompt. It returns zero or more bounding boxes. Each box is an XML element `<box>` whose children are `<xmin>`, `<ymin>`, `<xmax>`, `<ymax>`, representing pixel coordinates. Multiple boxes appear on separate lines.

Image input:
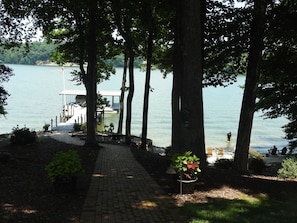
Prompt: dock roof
<box><xmin>60</xmin><ymin>89</ymin><xmax>121</xmax><ymax>97</ymax></box>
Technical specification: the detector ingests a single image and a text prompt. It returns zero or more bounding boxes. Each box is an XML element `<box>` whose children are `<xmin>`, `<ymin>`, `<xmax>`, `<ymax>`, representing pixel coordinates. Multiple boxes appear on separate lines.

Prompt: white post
<box><xmin>62</xmin><ymin>66</ymin><xmax>66</xmax><ymax>107</ymax></box>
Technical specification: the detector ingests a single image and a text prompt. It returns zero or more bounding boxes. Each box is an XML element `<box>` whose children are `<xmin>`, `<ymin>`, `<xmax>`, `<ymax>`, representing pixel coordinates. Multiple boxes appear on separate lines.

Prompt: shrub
<box><xmin>278</xmin><ymin>157</ymin><xmax>297</xmax><ymax>179</ymax></box>
<box><xmin>43</xmin><ymin>123</ymin><xmax>50</xmax><ymax>132</ymax></box>
<box><xmin>10</xmin><ymin>126</ymin><xmax>37</xmax><ymax>145</ymax></box>
<box><xmin>214</xmin><ymin>159</ymin><xmax>234</xmax><ymax>169</ymax></box>
<box><xmin>81</xmin><ymin>123</ymin><xmax>87</xmax><ymax>132</ymax></box>
<box><xmin>248</xmin><ymin>157</ymin><xmax>265</xmax><ymax>174</ymax></box>
<box><xmin>45</xmin><ymin>150</ymin><xmax>84</xmax><ymax>183</ymax></box>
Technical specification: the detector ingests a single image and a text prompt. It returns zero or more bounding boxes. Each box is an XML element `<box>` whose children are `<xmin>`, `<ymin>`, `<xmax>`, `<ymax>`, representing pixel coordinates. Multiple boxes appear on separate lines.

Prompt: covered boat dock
<box><xmin>59</xmin><ymin>89</ymin><xmax>121</xmax><ymax>111</ymax></box>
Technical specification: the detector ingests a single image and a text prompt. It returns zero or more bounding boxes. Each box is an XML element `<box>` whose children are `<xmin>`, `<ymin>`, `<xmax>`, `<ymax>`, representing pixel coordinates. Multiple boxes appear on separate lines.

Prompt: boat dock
<box><xmin>52</xmin><ymin>89</ymin><xmax>121</xmax><ymax>131</ymax></box>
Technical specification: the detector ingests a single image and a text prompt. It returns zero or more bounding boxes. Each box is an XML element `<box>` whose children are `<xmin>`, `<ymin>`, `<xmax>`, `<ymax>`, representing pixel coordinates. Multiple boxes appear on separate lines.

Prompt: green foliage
<box><xmin>97</xmin><ymin>94</ymin><xmax>109</xmax><ymax>111</ymax></box>
<box><xmin>45</xmin><ymin>150</ymin><xmax>84</xmax><ymax>183</ymax></box>
<box><xmin>104</xmin><ymin>123</ymin><xmax>114</xmax><ymax>133</ymax></box>
<box><xmin>278</xmin><ymin>157</ymin><xmax>297</xmax><ymax>179</ymax></box>
<box><xmin>106</xmin><ymin>54</ymin><xmax>142</xmax><ymax>68</ymax></box>
<box><xmin>0</xmin><ymin>41</ymin><xmax>57</xmax><ymax>65</ymax></box>
<box><xmin>214</xmin><ymin>159</ymin><xmax>234</xmax><ymax>169</ymax></box>
<box><xmin>43</xmin><ymin>123</ymin><xmax>50</xmax><ymax>132</ymax></box>
<box><xmin>202</xmin><ymin>1</ymin><xmax>250</xmax><ymax>87</ymax></box>
<box><xmin>0</xmin><ymin>41</ymin><xmax>142</xmax><ymax>67</ymax></box>
<box><xmin>256</xmin><ymin>1</ymin><xmax>297</xmax><ymax>147</ymax></box>
<box><xmin>171</xmin><ymin>151</ymin><xmax>201</xmax><ymax>180</ymax></box>
<box><xmin>10</xmin><ymin>126</ymin><xmax>37</xmax><ymax>145</ymax></box>
<box><xmin>248</xmin><ymin>157</ymin><xmax>265</xmax><ymax>174</ymax></box>
<box><xmin>0</xmin><ymin>62</ymin><xmax>14</xmax><ymax>115</ymax></box>
<box><xmin>81</xmin><ymin>123</ymin><xmax>87</xmax><ymax>132</ymax></box>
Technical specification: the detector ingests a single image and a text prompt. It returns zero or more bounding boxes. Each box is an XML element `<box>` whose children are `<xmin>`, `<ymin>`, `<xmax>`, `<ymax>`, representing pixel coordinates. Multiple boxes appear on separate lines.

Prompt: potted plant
<box><xmin>171</xmin><ymin>151</ymin><xmax>201</xmax><ymax>194</ymax></box>
<box><xmin>45</xmin><ymin>150</ymin><xmax>84</xmax><ymax>193</ymax></box>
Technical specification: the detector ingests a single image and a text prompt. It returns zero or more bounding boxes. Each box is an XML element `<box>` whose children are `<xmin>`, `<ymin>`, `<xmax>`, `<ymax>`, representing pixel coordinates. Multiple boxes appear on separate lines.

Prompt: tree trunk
<box><xmin>173</xmin><ymin>0</ymin><xmax>206</xmax><ymax>169</ymax></box>
<box><xmin>234</xmin><ymin>0</ymin><xmax>267</xmax><ymax>172</ymax></box>
<box><xmin>125</xmin><ymin>54</ymin><xmax>134</xmax><ymax>145</ymax></box>
<box><xmin>117</xmin><ymin>52</ymin><xmax>128</xmax><ymax>134</ymax></box>
<box><xmin>172</xmin><ymin>0</ymin><xmax>183</xmax><ymax>154</ymax></box>
<box><xmin>141</xmin><ymin>31</ymin><xmax>153</xmax><ymax>150</ymax></box>
<box><xmin>84</xmin><ymin>0</ymin><xmax>98</xmax><ymax>147</ymax></box>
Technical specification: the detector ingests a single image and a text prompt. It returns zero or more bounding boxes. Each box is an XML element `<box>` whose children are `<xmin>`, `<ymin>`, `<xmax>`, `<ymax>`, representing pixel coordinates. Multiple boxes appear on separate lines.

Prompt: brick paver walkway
<box><xmin>81</xmin><ymin>143</ymin><xmax>187</xmax><ymax>223</ymax></box>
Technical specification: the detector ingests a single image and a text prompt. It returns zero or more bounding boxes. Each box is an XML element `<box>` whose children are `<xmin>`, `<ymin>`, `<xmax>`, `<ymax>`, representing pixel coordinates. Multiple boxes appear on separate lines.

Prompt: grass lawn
<box><xmin>181</xmin><ymin>193</ymin><xmax>297</xmax><ymax>223</ymax></box>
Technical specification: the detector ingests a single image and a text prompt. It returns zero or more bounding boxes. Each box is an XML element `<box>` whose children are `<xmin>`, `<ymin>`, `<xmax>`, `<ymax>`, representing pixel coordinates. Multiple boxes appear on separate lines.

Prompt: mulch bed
<box><xmin>0</xmin><ymin>135</ymin><xmax>98</xmax><ymax>223</ymax></box>
<box><xmin>131</xmin><ymin>147</ymin><xmax>297</xmax><ymax>204</ymax></box>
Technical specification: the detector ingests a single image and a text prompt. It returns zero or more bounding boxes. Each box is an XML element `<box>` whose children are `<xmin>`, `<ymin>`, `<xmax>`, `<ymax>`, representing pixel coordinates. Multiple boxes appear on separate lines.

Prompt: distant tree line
<box><xmin>0</xmin><ymin>41</ymin><xmax>56</xmax><ymax>65</ymax></box>
<box><xmin>0</xmin><ymin>41</ymin><xmax>142</xmax><ymax>67</ymax></box>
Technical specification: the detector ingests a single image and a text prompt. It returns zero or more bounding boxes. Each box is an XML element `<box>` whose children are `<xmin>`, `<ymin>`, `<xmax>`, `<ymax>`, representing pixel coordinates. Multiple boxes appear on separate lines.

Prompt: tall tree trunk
<box><xmin>172</xmin><ymin>0</ymin><xmax>183</xmax><ymax>154</ymax></box>
<box><xmin>125</xmin><ymin>54</ymin><xmax>134</xmax><ymax>145</ymax></box>
<box><xmin>117</xmin><ymin>52</ymin><xmax>128</xmax><ymax>134</ymax></box>
<box><xmin>234</xmin><ymin>0</ymin><xmax>267</xmax><ymax>172</ymax></box>
<box><xmin>141</xmin><ymin>31</ymin><xmax>153</xmax><ymax>150</ymax></box>
<box><xmin>173</xmin><ymin>0</ymin><xmax>206</xmax><ymax>169</ymax></box>
<box><xmin>85</xmin><ymin>0</ymin><xmax>98</xmax><ymax>147</ymax></box>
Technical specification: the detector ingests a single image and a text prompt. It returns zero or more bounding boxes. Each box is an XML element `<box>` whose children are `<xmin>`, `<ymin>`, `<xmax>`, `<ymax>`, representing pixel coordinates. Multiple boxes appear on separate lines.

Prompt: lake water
<box><xmin>1</xmin><ymin>64</ymin><xmax>289</xmax><ymax>153</ymax></box>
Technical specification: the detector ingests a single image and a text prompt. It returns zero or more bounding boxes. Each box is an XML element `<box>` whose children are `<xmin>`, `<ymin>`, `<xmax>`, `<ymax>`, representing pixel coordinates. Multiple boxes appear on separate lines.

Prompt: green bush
<box><xmin>45</xmin><ymin>150</ymin><xmax>84</xmax><ymax>183</ymax></box>
<box><xmin>43</xmin><ymin>123</ymin><xmax>50</xmax><ymax>132</ymax></box>
<box><xmin>248</xmin><ymin>157</ymin><xmax>265</xmax><ymax>174</ymax></box>
<box><xmin>81</xmin><ymin>123</ymin><xmax>87</xmax><ymax>132</ymax></box>
<box><xmin>278</xmin><ymin>157</ymin><xmax>297</xmax><ymax>179</ymax></box>
<box><xmin>10</xmin><ymin>126</ymin><xmax>37</xmax><ymax>145</ymax></box>
<box><xmin>214</xmin><ymin>159</ymin><xmax>234</xmax><ymax>169</ymax></box>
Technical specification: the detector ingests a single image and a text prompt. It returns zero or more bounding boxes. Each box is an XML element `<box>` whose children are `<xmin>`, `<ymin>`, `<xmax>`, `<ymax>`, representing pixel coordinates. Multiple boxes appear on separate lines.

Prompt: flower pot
<box><xmin>177</xmin><ymin>178</ymin><xmax>198</xmax><ymax>194</ymax></box>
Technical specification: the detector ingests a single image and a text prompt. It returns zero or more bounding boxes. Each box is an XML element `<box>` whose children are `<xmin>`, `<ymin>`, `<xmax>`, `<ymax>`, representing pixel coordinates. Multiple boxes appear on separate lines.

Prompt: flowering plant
<box><xmin>171</xmin><ymin>151</ymin><xmax>201</xmax><ymax>180</ymax></box>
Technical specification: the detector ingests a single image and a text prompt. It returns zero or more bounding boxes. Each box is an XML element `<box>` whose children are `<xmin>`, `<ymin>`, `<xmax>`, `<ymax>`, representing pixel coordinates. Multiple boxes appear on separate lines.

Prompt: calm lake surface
<box><xmin>1</xmin><ymin>64</ymin><xmax>289</xmax><ymax>153</ymax></box>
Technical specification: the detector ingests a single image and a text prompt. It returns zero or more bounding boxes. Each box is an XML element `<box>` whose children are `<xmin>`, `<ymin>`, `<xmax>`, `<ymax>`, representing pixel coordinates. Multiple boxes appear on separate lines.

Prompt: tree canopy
<box><xmin>256</xmin><ymin>0</ymin><xmax>297</xmax><ymax>148</ymax></box>
<box><xmin>0</xmin><ymin>61</ymin><xmax>13</xmax><ymax>115</ymax></box>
